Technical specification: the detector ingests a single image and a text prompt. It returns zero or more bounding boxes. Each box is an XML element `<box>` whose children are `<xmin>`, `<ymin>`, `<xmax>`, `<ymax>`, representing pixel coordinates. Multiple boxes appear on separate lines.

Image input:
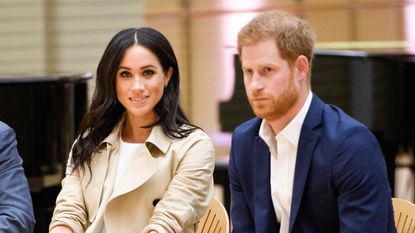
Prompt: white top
<box><xmin>259</xmin><ymin>91</ymin><xmax>312</xmax><ymax>233</ymax></box>
<box><xmin>100</xmin><ymin>139</ymin><xmax>143</xmax><ymax>233</ymax></box>
<box><xmin>114</xmin><ymin>139</ymin><xmax>143</xmax><ymax>188</ymax></box>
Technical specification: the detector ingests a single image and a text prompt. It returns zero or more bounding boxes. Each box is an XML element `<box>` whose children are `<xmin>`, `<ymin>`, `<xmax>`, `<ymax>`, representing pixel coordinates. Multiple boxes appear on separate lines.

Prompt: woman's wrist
<box><xmin>49</xmin><ymin>225</ymin><xmax>74</xmax><ymax>233</ymax></box>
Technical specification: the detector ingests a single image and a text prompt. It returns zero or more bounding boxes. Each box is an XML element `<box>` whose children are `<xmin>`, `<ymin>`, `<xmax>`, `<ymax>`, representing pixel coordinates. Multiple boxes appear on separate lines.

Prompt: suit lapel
<box><xmin>289</xmin><ymin>129</ymin><xmax>318</xmax><ymax>232</ymax></box>
<box><xmin>289</xmin><ymin>95</ymin><xmax>323</xmax><ymax>232</ymax></box>
<box><xmin>253</xmin><ymin>136</ymin><xmax>280</xmax><ymax>232</ymax></box>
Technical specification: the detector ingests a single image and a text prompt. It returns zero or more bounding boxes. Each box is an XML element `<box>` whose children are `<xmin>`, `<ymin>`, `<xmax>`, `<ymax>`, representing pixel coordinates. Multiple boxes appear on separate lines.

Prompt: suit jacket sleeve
<box><xmin>0</xmin><ymin>123</ymin><xmax>35</xmax><ymax>233</ymax></box>
<box><xmin>228</xmin><ymin>128</ymin><xmax>256</xmax><ymax>233</ymax></box>
<box><xmin>333</xmin><ymin>126</ymin><xmax>395</xmax><ymax>232</ymax></box>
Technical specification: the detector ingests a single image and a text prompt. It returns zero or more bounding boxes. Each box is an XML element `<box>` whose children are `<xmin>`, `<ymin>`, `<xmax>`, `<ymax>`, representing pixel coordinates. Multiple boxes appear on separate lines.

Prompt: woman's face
<box><xmin>116</xmin><ymin>45</ymin><xmax>172</xmax><ymax>125</ymax></box>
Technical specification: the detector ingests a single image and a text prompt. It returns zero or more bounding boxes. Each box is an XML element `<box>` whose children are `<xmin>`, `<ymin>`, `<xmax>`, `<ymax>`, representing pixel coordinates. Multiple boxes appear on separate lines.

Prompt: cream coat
<box><xmin>49</xmin><ymin>121</ymin><xmax>215</xmax><ymax>233</ymax></box>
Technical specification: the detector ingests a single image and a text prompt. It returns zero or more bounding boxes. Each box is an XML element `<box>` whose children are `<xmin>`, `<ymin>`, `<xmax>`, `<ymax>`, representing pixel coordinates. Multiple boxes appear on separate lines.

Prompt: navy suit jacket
<box><xmin>228</xmin><ymin>94</ymin><xmax>396</xmax><ymax>233</ymax></box>
<box><xmin>0</xmin><ymin>121</ymin><xmax>35</xmax><ymax>233</ymax></box>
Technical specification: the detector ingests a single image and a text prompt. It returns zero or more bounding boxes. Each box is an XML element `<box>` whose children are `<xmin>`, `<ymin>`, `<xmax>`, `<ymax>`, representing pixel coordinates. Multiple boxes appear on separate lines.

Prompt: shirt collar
<box><xmin>259</xmin><ymin>91</ymin><xmax>313</xmax><ymax>147</ymax></box>
<box><xmin>278</xmin><ymin>91</ymin><xmax>313</xmax><ymax>146</ymax></box>
<box><xmin>259</xmin><ymin>119</ymin><xmax>277</xmax><ymax>156</ymax></box>
<box><xmin>145</xmin><ymin>125</ymin><xmax>171</xmax><ymax>154</ymax></box>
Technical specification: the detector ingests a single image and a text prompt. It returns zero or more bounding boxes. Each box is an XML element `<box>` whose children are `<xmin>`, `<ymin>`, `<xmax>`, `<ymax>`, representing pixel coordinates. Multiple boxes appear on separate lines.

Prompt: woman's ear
<box><xmin>165</xmin><ymin>67</ymin><xmax>173</xmax><ymax>86</ymax></box>
<box><xmin>294</xmin><ymin>55</ymin><xmax>309</xmax><ymax>80</ymax></box>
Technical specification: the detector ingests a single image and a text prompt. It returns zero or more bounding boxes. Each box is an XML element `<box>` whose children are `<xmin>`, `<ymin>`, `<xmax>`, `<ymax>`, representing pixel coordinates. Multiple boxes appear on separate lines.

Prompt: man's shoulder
<box><xmin>321</xmin><ymin>103</ymin><xmax>368</xmax><ymax>132</ymax></box>
<box><xmin>310</xmin><ymin>94</ymin><xmax>366</xmax><ymax>130</ymax></box>
<box><xmin>233</xmin><ymin>117</ymin><xmax>262</xmax><ymax>135</ymax></box>
<box><xmin>0</xmin><ymin>121</ymin><xmax>13</xmax><ymax>138</ymax></box>
<box><xmin>0</xmin><ymin>121</ymin><xmax>20</xmax><ymax>167</ymax></box>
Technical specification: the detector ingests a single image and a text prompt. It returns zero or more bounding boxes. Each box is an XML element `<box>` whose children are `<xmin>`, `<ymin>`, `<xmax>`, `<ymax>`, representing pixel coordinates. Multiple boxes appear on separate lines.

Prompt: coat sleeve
<box><xmin>0</xmin><ymin>123</ymin><xmax>35</xmax><ymax>233</ymax></box>
<box><xmin>49</xmin><ymin>148</ymin><xmax>89</xmax><ymax>233</ymax></box>
<box><xmin>142</xmin><ymin>130</ymin><xmax>215</xmax><ymax>233</ymax></box>
<box><xmin>333</xmin><ymin>126</ymin><xmax>396</xmax><ymax>233</ymax></box>
<box><xmin>228</xmin><ymin>131</ymin><xmax>256</xmax><ymax>233</ymax></box>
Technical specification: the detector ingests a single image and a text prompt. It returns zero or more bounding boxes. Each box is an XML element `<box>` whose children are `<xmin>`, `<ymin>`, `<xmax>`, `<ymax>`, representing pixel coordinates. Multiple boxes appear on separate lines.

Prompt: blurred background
<box><xmin>1</xmin><ymin>0</ymin><xmax>415</xmax><ymax>232</ymax></box>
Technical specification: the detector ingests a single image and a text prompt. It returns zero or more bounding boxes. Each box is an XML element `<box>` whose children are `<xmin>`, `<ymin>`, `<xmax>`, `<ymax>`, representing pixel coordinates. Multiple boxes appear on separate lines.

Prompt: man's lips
<box><xmin>252</xmin><ymin>97</ymin><xmax>268</xmax><ymax>101</ymax></box>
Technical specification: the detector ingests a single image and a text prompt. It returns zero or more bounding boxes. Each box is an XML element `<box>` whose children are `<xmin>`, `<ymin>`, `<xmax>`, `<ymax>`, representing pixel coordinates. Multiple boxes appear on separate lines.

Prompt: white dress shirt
<box><xmin>259</xmin><ymin>91</ymin><xmax>312</xmax><ymax>233</ymax></box>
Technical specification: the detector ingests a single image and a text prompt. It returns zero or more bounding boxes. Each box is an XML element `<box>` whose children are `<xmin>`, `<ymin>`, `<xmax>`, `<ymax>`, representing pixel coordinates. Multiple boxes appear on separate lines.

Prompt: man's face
<box><xmin>240</xmin><ymin>38</ymin><xmax>300</xmax><ymax>122</ymax></box>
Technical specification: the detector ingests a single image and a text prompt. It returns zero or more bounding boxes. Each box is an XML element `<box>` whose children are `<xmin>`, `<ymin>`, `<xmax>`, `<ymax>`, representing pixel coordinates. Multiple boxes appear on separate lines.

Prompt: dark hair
<box><xmin>71</xmin><ymin>27</ymin><xmax>198</xmax><ymax>172</ymax></box>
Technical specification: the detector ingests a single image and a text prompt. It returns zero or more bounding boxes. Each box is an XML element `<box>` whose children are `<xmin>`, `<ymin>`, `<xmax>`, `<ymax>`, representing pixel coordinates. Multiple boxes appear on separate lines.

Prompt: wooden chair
<box><xmin>197</xmin><ymin>198</ymin><xmax>230</xmax><ymax>233</ymax></box>
<box><xmin>393</xmin><ymin>197</ymin><xmax>415</xmax><ymax>233</ymax></box>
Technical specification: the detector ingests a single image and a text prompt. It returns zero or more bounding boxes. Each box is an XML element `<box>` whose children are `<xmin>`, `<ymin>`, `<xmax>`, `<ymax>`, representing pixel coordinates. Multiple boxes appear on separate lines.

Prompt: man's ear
<box><xmin>294</xmin><ymin>55</ymin><xmax>309</xmax><ymax>80</ymax></box>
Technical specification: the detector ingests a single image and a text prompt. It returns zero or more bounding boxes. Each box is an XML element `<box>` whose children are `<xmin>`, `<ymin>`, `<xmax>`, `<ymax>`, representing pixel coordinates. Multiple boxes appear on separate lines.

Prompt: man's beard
<box><xmin>250</xmin><ymin>74</ymin><xmax>298</xmax><ymax>121</ymax></box>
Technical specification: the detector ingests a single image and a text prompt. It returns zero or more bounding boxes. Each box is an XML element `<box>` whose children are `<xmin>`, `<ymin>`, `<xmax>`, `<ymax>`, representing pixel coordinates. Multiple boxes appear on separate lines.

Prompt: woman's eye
<box><xmin>264</xmin><ymin>67</ymin><xmax>272</xmax><ymax>73</ymax></box>
<box><xmin>119</xmin><ymin>71</ymin><xmax>131</xmax><ymax>78</ymax></box>
<box><xmin>143</xmin><ymin>70</ymin><xmax>155</xmax><ymax>76</ymax></box>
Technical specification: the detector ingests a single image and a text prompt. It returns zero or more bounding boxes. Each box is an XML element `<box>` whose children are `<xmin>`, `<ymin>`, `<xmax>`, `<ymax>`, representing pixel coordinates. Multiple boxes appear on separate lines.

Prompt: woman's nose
<box><xmin>131</xmin><ymin>76</ymin><xmax>144</xmax><ymax>91</ymax></box>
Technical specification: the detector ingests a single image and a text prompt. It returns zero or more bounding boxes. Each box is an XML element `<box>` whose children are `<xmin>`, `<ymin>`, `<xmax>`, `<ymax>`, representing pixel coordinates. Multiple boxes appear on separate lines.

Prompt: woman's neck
<box><xmin>121</xmin><ymin>121</ymin><xmax>153</xmax><ymax>143</ymax></box>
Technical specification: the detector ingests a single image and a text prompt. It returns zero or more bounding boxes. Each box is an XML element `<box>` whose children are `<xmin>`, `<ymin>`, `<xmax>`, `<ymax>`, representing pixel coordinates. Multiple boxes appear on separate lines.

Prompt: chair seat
<box><xmin>393</xmin><ymin>197</ymin><xmax>415</xmax><ymax>233</ymax></box>
<box><xmin>197</xmin><ymin>198</ymin><xmax>230</xmax><ymax>233</ymax></box>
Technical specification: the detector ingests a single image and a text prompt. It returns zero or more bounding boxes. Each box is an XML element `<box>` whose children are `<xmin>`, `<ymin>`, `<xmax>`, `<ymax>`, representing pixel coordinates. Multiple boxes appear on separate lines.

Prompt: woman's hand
<box><xmin>49</xmin><ymin>225</ymin><xmax>74</xmax><ymax>233</ymax></box>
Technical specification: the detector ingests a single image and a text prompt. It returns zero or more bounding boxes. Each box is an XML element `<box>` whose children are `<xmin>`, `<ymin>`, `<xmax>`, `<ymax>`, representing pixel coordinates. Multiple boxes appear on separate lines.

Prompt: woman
<box><xmin>49</xmin><ymin>28</ymin><xmax>215</xmax><ymax>233</ymax></box>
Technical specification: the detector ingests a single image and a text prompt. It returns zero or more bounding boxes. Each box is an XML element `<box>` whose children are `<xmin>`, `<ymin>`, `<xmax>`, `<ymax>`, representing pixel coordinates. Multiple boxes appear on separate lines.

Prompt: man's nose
<box><xmin>250</xmin><ymin>73</ymin><xmax>264</xmax><ymax>90</ymax></box>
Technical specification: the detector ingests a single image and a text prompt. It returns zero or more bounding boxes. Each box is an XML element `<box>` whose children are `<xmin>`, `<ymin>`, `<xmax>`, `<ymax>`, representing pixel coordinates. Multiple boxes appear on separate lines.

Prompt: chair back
<box><xmin>393</xmin><ymin>197</ymin><xmax>415</xmax><ymax>233</ymax></box>
<box><xmin>197</xmin><ymin>198</ymin><xmax>230</xmax><ymax>233</ymax></box>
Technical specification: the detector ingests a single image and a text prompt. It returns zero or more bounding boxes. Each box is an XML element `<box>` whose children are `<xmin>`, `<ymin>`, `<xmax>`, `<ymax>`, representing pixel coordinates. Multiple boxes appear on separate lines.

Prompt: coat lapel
<box><xmin>80</xmin><ymin>145</ymin><xmax>110</xmax><ymax>221</ymax></box>
<box><xmin>108</xmin><ymin>125</ymin><xmax>169</xmax><ymax>200</ymax></box>
<box><xmin>253</xmin><ymin>136</ymin><xmax>280</xmax><ymax>232</ymax></box>
<box><xmin>81</xmin><ymin>119</ymin><xmax>122</xmax><ymax>203</ymax></box>
<box><xmin>109</xmin><ymin>145</ymin><xmax>158</xmax><ymax>200</ymax></box>
<box><xmin>289</xmin><ymin>95</ymin><xmax>323</xmax><ymax>232</ymax></box>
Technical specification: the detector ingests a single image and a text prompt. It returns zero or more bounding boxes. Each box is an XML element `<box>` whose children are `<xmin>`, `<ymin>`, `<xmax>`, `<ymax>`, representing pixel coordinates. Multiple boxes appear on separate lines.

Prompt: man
<box><xmin>0</xmin><ymin>121</ymin><xmax>35</xmax><ymax>232</ymax></box>
<box><xmin>228</xmin><ymin>10</ymin><xmax>396</xmax><ymax>233</ymax></box>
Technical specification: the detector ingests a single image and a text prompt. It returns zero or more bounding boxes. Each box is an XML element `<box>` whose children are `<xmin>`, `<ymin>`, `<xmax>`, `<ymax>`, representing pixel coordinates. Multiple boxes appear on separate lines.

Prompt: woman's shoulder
<box><xmin>179</xmin><ymin>125</ymin><xmax>211</xmax><ymax>140</ymax></box>
<box><xmin>165</xmin><ymin>125</ymin><xmax>214</xmax><ymax>151</ymax></box>
<box><xmin>171</xmin><ymin>125</ymin><xmax>215</xmax><ymax>159</ymax></box>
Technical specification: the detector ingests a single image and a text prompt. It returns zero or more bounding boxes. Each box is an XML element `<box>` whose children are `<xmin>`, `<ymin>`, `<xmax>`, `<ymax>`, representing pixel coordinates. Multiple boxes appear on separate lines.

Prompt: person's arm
<box><xmin>142</xmin><ymin>130</ymin><xmax>215</xmax><ymax>233</ymax></box>
<box><xmin>49</xmin><ymin>146</ymin><xmax>88</xmax><ymax>233</ymax></box>
<box><xmin>0</xmin><ymin>123</ymin><xmax>35</xmax><ymax>233</ymax></box>
<box><xmin>228</xmin><ymin>134</ymin><xmax>255</xmax><ymax>233</ymax></box>
<box><xmin>334</xmin><ymin>127</ymin><xmax>395</xmax><ymax>233</ymax></box>
<box><xmin>49</xmin><ymin>225</ymin><xmax>74</xmax><ymax>233</ymax></box>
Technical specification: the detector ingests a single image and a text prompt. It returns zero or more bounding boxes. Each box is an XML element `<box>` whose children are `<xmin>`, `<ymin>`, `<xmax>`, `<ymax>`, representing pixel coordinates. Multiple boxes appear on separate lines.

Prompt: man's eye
<box><xmin>264</xmin><ymin>67</ymin><xmax>272</xmax><ymax>73</ymax></box>
<box><xmin>244</xmin><ymin>69</ymin><xmax>253</xmax><ymax>76</ymax></box>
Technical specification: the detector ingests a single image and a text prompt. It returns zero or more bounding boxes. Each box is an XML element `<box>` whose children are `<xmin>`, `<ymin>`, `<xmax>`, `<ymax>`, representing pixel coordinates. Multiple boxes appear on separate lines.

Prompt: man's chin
<box><xmin>252</xmin><ymin>109</ymin><xmax>267</xmax><ymax>119</ymax></box>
